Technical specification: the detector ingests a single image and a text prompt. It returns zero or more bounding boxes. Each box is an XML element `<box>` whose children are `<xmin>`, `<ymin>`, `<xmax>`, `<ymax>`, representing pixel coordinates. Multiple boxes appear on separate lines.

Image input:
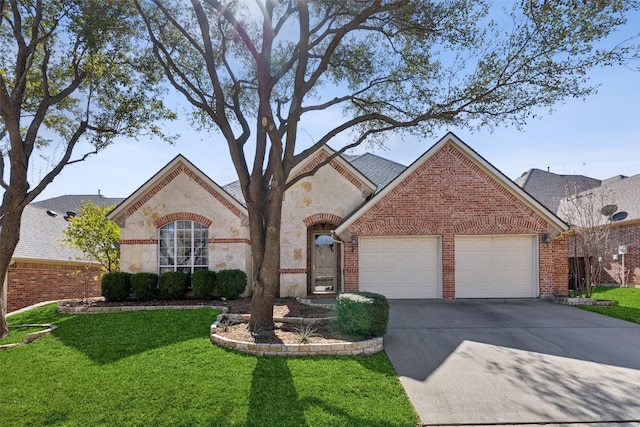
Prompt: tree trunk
<box><xmin>0</xmin><ymin>194</ymin><xmax>27</xmax><ymax>339</ymax></box>
<box><xmin>247</xmin><ymin>178</ymin><xmax>285</xmax><ymax>332</ymax></box>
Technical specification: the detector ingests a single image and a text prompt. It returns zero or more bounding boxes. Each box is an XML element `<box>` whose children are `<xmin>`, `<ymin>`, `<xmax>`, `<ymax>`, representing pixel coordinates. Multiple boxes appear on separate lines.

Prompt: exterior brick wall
<box><xmin>343</xmin><ymin>142</ymin><xmax>568</xmax><ymax>298</ymax></box>
<box><xmin>7</xmin><ymin>261</ymin><xmax>102</xmax><ymax>312</ymax></box>
<box><xmin>541</xmin><ymin>234</ymin><xmax>569</xmax><ymax>296</ymax></box>
<box><xmin>565</xmin><ymin>221</ymin><xmax>640</xmax><ymax>287</ymax></box>
<box><xmin>602</xmin><ymin>222</ymin><xmax>640</xmax><ymax>286</ymax></box>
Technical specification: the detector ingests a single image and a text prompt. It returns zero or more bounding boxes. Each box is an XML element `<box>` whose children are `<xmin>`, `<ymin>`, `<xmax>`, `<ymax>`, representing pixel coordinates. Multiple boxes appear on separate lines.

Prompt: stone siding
<box><xmin>117</xmin><ymin>164</ymin><xmax>251</xmax><ymax>276</ymax></box>
<box><xmin>278</xmin><ymin>155</ymin><xmax>371</xmax><ymax>296</ymax></box>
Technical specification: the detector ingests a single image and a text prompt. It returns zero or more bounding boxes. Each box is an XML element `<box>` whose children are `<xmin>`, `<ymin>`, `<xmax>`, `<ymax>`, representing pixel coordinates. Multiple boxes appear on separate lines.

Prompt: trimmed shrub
<box><xmin>130</xmin><ymin>272</ymin><xmax>158</xmax><ymax>301</ymax></box>
<box><xmin>217</xmin><ymin>269</ymin><xmax>247</xmax><ymax>299</ymax></box>
<box><xmin>158</xmin><ymin>271</ymin><xmax>188</xmax><ymax>300</ymax></box>
<box><xmin>191</xmin><ymin>270</ymin><xmax>216</xmax><ymax>300</ymax></box>
<box><xmin>101</xmin><ymin>272</ymin><xmax>132</xmax><ymax>302</ymax></box>
<box><xmin>337</xmin><ymin>292</ymin><xmax>389</xmax><ymax>337</ymax></box>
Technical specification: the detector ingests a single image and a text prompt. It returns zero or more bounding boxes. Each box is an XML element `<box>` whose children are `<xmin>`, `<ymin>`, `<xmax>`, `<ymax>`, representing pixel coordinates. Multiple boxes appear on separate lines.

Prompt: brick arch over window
<box><xmin>154</xmin><ymin>212</ymin><xmax>213</xmax><ymax>228</ymax></box>
<box><xmin>303</xmin><ymin>213</ymin><xmax>343</xmax><ymax>228</ymax></box>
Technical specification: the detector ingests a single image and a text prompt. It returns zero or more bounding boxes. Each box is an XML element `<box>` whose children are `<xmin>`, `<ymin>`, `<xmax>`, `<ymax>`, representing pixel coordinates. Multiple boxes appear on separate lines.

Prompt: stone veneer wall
<box><xmin>116</xmin><ymin>165</ymin><xmax>252</xmax><ymax>277</ymax></box>
<box><xmin>278</xmin><ymin>153</ymin><xmax>372</xmax><ymax>296</ymax></box>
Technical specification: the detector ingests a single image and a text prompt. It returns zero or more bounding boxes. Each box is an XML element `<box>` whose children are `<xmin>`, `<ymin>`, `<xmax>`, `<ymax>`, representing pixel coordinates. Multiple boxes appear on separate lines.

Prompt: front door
<box><xmin>312</xmin><ymin>233</ymin><xmax>336</xmax><ymax>294</ymax></box>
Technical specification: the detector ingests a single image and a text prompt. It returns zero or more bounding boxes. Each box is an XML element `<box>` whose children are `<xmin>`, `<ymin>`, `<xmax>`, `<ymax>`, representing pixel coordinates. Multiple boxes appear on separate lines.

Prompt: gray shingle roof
<box><xmin>32</xmin><ymin>194</ymin><xmax>124</xmax><ymax>215</ymax></box>
<box><xmin>516</xmin><ymin>169</ymin><xmax>640</xmax><ymax>226</ymax></box>
<box><xmin>345</xmin><ymin>152</ymin><xmax>406</xmax><ymax>191</ymax></box>
<box><xmin>515</xmin><ymin>169</ymin><xmax>601</xmax><ymax>214</ymax></box>
<box><xmin>6</xmin><ymin>195</ymin><xmax>123</xmax><ymax>263</ymax></box>
<box><xmin>221</xmin><ymin>181</ymin><xmax>244</xmax><ymax>205</ymax></box>
<box><xmin>11</xmin><ymin>205</ymin><xmax>91</xmax><ymax>263</ymax></box>
<box><xmin>597</xmin><ymin>174</ymin><xmax>640</xmax><ymax>223</ymax></box>
<box><xmin>557</xmin><ymin>173</ymin><xmax>640</xmax><ymax>226</ymax></box>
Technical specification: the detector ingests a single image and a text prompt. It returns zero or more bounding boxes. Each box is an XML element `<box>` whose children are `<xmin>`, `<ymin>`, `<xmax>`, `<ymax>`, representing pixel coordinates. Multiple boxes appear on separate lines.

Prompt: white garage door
<box><xmin>455</xmin><ymin>235</ymin><xmax>537</xmax><ymax>298</ymax></box>
<box><xmin>359</xmin><ymin>236</ymin><xmax>440</xmax><ymax>298</ymax></box>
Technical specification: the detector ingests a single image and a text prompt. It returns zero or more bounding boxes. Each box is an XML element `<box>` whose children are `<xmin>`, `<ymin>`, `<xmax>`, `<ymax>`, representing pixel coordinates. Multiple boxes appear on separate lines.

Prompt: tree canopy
<box><xmin>133</xmin><ymin>0</ymin><xmax>639</xmax><ymax>330</ymax></box>
<box><xmin>60</xmin><ymin>200</ymin><xmax>120</xmax><ymax>273</ymax></box>
<box><xmin>0</xmin><ymin>0</ymin><xmax>175</xmax><ymax>337</ymax></box>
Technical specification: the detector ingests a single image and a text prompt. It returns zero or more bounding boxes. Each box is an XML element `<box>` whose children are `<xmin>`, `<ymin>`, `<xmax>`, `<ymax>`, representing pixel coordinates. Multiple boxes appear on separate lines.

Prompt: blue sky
<box><xmin>32</xmin><ymin>9</ymin><xmax>640</xmax><ymax>202</ymax></box>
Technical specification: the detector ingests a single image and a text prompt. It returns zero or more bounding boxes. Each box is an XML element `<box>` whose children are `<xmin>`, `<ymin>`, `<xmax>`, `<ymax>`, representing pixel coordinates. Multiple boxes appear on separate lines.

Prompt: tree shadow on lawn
<box><xmin>246</xmin><ymin>355</ymin><xmax>412</xmax><ymax>427</ymax></box>
<box><xmin>246</xmin><ymin>357</ymin><xmax>307</xmax><ymax>426</ymax></box>
<box><xmin>52</xmin><ymin>309</ymin><xmax>217</xmax><ymax>364</ymax></box>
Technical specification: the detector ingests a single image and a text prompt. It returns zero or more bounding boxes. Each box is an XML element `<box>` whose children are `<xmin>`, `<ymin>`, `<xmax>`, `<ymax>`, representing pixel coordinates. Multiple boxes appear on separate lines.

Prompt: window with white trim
<box><xmin>159</xmin><ymin>221</ymin><xmax>208</xmax><ymax>274</ymax></box>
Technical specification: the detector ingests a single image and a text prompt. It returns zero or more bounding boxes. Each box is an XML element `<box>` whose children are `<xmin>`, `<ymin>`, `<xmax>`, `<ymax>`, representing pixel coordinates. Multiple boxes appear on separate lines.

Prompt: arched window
<box><xmin>158</xmin><ymin>221</ymin><xmax>208</xmax><ymax>274</ymax></box>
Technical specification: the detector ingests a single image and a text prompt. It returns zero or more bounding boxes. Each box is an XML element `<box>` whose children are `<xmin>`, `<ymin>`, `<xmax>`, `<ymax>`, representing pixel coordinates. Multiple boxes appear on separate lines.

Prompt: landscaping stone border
<box><xmin>210</xmin><ymin>313</ymin><xmax>384</xmax><ymax>356</ymax></box>
<box><xmin>0</xmin><ymin>324</ymin><xmax>57</xmax><ymax>351</ymax></box>
<box><xmin>58</xmin><ymin>302</ymin><xmax>228</xmax><ymax>314</ymax></box>
<box><xmin>56</xmin><ymin>300</ymin><xmax>383</xmax><ymax>356</ymax></box>
<box><xmin>562</xmin><ymin>297</ymin><xmax>616</xmax><ymax>306</ymax></box>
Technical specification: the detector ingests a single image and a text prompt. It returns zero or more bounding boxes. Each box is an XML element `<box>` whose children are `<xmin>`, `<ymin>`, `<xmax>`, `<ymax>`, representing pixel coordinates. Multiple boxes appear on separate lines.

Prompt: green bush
<box><xmin>130</xmin><ymin>272</ymin><xmax>158</xmax><ymax>301</ymax></box>
<box><xmin>217</xmin><ymin>269</ymin><xmax>247</xmax><ymax>299</ymax></box>
<box><xmin>101</xmin><ymin>272</ymin><xmax>132</xmax><ymax>302</ymax></box>
<box><xmin>191</xmin><ymin>270</ymin><xmax>216</xmax><ymax>300</ymax></box>
<box><xmin>337</xmin><ymin>292</ymin><xmax>389</xmax><ymax>337</ymax></box>
<box><xmin>158</xmin><ymin>271</ymin><xmax>188</xmax><ymax>300</ymax></box>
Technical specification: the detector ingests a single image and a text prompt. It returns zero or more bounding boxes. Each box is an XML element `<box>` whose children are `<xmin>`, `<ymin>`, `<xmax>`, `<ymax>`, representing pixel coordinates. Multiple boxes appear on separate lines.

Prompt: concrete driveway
<box><xmin>384</xmin><ymin>299</ymin><xmax>640</xmax><ymax>426</ymax></box>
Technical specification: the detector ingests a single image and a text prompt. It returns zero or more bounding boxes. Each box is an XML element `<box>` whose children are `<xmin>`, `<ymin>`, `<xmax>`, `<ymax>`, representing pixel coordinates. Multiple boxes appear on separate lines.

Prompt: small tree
<box><xmin>60</xmin><ymin>201</ymin><xmax>120</xmax><ymax>272</ymax></box>
<box><xmin>561</xmin><ymin>184</ymin><xmax>614</xmax><ymax>298</ymax></box>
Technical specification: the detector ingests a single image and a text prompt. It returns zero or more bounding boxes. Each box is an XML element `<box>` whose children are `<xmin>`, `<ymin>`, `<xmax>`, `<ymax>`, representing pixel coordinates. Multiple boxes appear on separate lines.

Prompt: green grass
<box><xmin>0</xmin><ymin>304</ymin><xmax>417</xmax><ymax>427</ymax></box>
<box><xmin>0</xmin><ymin>325</ymin><xmax>33</xmax><ymax>345</ymax></box>
<box><xmin>580</xmin><ymin>286</ymin><xmax>640</xmax><ymax>324</ymax></box>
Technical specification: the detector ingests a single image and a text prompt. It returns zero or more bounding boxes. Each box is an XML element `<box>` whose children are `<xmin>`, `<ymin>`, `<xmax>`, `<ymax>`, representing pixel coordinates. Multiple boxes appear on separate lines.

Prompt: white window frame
<box><xmin>158</xmin><ymin>220</ymin><xmax>209</xmax><ymax>275</ymax></box>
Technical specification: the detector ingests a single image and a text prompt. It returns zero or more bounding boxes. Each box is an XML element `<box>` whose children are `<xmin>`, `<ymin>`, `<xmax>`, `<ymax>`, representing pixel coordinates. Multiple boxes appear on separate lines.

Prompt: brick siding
<box><xmin>602</xmin><ymin>222</ymin><xmax>640</xmax><ymax>285</ymax></box>
<box><xmin>7</xmin><ymin>262</ymin><xmax>102</xmax><ymax>312</ymax></box>
<box><xmin>344</xmin><ymin>142</ymin><xmax>568</xmax><ymax>298</ymax></box>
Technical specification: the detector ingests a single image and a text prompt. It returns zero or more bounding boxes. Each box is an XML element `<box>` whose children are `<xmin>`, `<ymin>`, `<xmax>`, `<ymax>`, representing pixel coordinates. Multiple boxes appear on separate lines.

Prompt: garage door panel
<box><xmin>359</xmin><ymin>237</ymin><xmax>440</xmax><ymax>299</ymax></box>
<box><xmin>455</xmin><ymin>235</ymin><xmax>536</xmax><ymax>298</ymax></box>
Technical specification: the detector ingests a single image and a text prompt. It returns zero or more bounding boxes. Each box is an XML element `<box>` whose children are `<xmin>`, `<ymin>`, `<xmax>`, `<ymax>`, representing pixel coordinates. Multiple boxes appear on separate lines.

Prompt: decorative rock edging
<box><xmin>55</xmin><ymin>301</ymin><xmax>383</xmax><ymax>356</ymax></box>
<box><xmin>562</xmin><ymin>297</ymin><xmax>616</xmax><ymax>307</ymax></box>
<box><xmin>0</xmin><ymin>324</ymin><xmax>57</xmax><ymax>351</ymax></box>
<box><xmin>296</xmin><ymin>297</ymin><xmax>337</xmax><ymax>309</ymax></box>
<box><xmin>210</xmin><ymin>313</ymin><xmax>384</xmax><ymax>356</ymax></box>
<box><xmin>58</xmin><ymin>302</ymin><xmax>229</xmax><ymax>314</ymax></box>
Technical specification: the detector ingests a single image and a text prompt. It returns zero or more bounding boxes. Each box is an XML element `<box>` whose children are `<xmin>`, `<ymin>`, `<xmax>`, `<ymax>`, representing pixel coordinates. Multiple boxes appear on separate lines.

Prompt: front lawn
<box><xmin>580</xmin><ymin>286</ymin><xmax>640</xmax><ymax>324</ymax></box>
<box><xmin>0</xmin><ymin>304</ymin><xmax>417</xmax><ymax>427</ymax></box>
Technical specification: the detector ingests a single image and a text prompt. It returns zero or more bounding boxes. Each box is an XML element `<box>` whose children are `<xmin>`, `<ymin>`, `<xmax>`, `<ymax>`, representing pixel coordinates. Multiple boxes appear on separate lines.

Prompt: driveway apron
<box><xmin>384</xmin><ymin>299</ymin><xmax>640</xmax><ymax>426</ymax></box>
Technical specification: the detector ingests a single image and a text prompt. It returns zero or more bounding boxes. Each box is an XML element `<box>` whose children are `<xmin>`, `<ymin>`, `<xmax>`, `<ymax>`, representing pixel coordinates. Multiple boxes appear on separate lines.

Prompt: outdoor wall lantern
<box><xmin>351</xmin><ymin>235</ymin><xmax>357</xmax><ymax>253</ymax></box>
<box><xmin>541</xmin><ymin>233</ymin><xmax>551</xmax><ymax>246</ymax></box>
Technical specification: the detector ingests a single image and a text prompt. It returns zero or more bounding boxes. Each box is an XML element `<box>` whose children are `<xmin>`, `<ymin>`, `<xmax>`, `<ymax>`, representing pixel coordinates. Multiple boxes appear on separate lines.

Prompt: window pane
<box><xmin>158</xmin><ymin>221</ymin><xmax>208</xmax><ymax>274</ymax></box>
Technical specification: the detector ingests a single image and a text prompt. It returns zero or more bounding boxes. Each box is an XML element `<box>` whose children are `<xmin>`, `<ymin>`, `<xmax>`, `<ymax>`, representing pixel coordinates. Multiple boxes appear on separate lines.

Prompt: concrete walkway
<box><xmin>384</xmin><ymin>299</ymin><xmax>640</xmax><ymax>426</ymax></box>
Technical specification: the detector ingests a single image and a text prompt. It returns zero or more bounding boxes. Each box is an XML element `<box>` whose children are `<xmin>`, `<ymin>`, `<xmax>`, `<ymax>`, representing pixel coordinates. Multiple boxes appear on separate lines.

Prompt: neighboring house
<box><xmin>3</xmin><ymin>195</ymin><xmax>123</xmax><ymax>312</ymax></box>
<box><xmin>516</xmin><ymin>169</ymin><xmax>640</xmax><ymax>287</ymax></box>
<box><xmin>110</xmin><ymin>133</ymin><xmax>569</xmax><ymax>300</ymax></box>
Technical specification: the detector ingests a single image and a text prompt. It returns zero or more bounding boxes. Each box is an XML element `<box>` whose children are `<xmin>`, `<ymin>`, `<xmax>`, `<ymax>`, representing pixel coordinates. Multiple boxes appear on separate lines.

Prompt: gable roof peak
<box><xmin>337</xmin><ymin>132</ymin><xmax>568</xmax><ymax>234</ymax></box>
<box><xmin>107</xmin><ymin>153</ymin><xmax>247</xmax><ymax>224</ymax></box>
